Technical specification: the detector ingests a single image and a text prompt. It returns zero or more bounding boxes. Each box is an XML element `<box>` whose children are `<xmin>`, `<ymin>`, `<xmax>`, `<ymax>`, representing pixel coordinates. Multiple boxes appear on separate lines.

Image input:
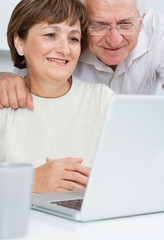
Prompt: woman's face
<box><xmin>15</xmin><ymin>20</ymin><xmax>81</xmax><ymax>86</ymax></box>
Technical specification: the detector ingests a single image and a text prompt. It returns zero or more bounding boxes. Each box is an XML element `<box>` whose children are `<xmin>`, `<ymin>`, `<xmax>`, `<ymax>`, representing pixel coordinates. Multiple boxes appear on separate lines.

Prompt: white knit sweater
<box><xmin>0</xmin><ymin>77</ymin><xmax>114</xmax><ymax>167</ymax></box>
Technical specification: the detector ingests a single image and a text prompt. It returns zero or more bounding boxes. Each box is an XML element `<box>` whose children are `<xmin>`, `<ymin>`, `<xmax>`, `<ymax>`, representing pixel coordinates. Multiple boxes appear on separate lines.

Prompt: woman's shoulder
<box><xmin>71</xmin><ymin>76</ymin><xmax>115</xmax><ymax>113</ymax></box>
<box><xmin>72</xmin><ymin>76</ymin><xmax>115</xmax><ymax>96</ymax></box>
<box><xmin>0</xmin><ymin>108</ymin><xmax>13</xmax><ymax>130</ymax></box>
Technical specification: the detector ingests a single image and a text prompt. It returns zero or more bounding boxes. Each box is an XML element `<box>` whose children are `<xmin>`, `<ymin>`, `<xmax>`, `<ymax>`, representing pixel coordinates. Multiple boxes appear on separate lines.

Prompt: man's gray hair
<box><xmin>136</xmin><ymin>0</ymin><xmax>147</xmax><ymax>18</ymax></box>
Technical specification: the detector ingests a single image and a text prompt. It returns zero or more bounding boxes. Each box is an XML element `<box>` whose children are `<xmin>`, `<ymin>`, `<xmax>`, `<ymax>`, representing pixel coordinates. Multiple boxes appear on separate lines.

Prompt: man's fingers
<box><xmin>0</xmin><ymin>72</ymin><xmax>16</xmax><ymax>80</ymax></box>
<box><xmin>46</xmin><ymin>157</ymin><xmax>51</xmax><ymax>163</ymax></box>
<box><xmin>16</xmin><ymin>88</ymin><xmax>27</xmax><ymax>108</ymax></box>
<box><xmin>0</xmin><ymin>74</ymin><xmax>33</xmax><ymax>109</ymax></box>
<box><xmin>8</xmin><ymin>85</ymin><xmax>19</xmax><ymax>109</ymax></box>
<box><xmin>0</xmin><ymin>102</ymin><xmax>4</xmax><ymax>109</ymax></box>
<box><xmin>0</xmin><ymin>84</ymin><xmax>9</xmax><ymax>107</ymax></box>
<box><xmin>0</xmin><ymin>75</ymin><xmax>27</xmax><ymax>109</ymax></box>
<box><xmin>26</xmin><ymin>91</ymin><xmax>33</xmax><ymax>109</ymax></box>
<box><xmin>15</xmin><ymin>77</ymin><xmax>29</xmax><ymax>108</ymax></box>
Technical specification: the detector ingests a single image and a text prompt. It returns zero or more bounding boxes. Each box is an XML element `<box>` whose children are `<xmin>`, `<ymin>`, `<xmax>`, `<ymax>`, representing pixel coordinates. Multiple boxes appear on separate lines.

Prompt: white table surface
<box><xmin>11</xmin><ymin>209</ymin><xmax>164</xmax><ymax>240</ymax></box>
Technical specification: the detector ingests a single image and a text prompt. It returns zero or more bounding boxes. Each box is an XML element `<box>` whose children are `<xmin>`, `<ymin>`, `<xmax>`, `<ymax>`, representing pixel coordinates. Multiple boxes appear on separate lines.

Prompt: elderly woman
<box><xmin>0</xmin><ymin>0</ymin><xmax>115</xmax><ymax>193</ymax></box>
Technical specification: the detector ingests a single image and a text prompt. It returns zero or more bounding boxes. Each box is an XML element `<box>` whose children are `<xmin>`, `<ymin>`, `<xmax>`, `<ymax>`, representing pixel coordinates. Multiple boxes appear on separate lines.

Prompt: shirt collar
<box><xmin>127</xmin><ymin>29</ymin><xmax>149</xmax><ymax>64</ymax></box>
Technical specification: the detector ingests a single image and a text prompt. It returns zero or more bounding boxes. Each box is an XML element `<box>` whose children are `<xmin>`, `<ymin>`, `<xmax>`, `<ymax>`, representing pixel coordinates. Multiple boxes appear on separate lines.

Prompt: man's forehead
<box><xmin>84</xmin><ymin>0</ymin><xmax>137</xmax><ymax>8</ymax></box>
<box><xmin>106</xmin><ymin>0</ymin><xmax>136</xmax><ymax>3</ymax></box>
<box><xmin>84</xmin><ymin>0</ymin><xmax>138</xmax><ymax>19</ymax></box>
<box><xmin>84</xmin><ymin>0</ymin><xmax>136</xmax><ymax>3</ymax></box>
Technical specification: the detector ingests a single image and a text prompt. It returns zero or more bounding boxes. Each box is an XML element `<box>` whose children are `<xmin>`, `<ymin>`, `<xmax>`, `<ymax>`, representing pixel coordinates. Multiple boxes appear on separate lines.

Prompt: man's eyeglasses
<box><xmin>87</xmin><ymin>23</ymin><xmax>139</xmax><ymax>36</ymax></box>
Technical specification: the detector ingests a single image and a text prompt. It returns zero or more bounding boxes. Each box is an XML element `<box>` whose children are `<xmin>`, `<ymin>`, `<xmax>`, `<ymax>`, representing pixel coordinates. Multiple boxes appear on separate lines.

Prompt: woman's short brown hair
<box><xmin>7</xmin><ymin>0</ymin><xmax>89</xmax><ymax>69</ymax></box>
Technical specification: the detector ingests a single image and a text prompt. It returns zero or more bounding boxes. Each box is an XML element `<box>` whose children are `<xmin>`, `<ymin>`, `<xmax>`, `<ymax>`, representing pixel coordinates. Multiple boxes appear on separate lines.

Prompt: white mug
<box><xmin>0</xmin><ymin>162</ymin><xmax>34</xmax><ymax>238</ymax></box>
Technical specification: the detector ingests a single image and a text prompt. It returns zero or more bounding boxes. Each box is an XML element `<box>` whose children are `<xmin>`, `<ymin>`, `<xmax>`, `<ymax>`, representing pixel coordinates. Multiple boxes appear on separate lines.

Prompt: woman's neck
<box><xmin>24</xmin><ymin>75</ymin><xmax>72</xmax><ymax>98</ymax></box>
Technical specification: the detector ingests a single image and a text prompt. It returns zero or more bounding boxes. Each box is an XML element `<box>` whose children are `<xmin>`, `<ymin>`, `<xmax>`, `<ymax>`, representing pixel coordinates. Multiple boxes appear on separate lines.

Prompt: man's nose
<box><xmin>105</xmin><ymin>28</ymin><xmax>123</xmax><ymax>47</ymax></box>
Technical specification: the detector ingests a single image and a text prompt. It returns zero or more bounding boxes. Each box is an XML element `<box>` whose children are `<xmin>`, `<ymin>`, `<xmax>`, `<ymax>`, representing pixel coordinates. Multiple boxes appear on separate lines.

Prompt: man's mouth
<box><xmin>104</xmin><ymin>46</ymin><xmax>124</xmax><ymax>51</ymax></box>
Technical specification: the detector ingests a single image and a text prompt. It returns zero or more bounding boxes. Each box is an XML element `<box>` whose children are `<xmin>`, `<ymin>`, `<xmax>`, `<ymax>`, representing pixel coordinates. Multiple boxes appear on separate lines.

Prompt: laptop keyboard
<box><xmin>51</xmin><ymin>199</ymin><xmax>83</xmax><ymax>210</ymax></box>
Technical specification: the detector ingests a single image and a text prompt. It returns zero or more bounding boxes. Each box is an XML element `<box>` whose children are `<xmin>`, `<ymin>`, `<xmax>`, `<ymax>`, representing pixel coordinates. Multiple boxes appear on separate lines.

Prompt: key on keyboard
<box><xmin>51</xmin><ymin>199</ymin><xmax>83</xmax><ymax>210</ymax></box>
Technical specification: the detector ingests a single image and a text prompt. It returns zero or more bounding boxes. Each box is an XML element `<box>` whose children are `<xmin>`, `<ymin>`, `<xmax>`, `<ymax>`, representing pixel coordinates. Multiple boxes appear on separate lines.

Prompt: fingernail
<box><xmin>46</xmin><ymin>157</ymin><xmax>52</xmax><ymax>162</ymax></box>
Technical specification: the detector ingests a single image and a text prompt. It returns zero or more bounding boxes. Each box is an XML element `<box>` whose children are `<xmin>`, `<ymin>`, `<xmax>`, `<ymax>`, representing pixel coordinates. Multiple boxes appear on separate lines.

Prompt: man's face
<box><xmin>86</xmin><ymin>0</ymin><xmax>143</xmax><ymax>69</ymax></box>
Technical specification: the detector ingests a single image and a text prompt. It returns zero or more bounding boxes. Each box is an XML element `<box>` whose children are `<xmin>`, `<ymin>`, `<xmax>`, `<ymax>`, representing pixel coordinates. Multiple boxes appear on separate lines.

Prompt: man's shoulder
<box><xmin>13</xmin><ymin>67</ymin><xmax>27</xmax><ymax>77</ymax></box>
<box><xmin>143</xmin><ymin>10</ymin><xmax>164</xmax><ymax>36</ymax></box>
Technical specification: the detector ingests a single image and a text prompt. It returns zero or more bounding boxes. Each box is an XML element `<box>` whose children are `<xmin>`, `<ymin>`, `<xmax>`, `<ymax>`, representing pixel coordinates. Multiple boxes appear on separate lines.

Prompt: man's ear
<box><xmin>14</xmin><ymin>34</ymin><xmax>24</xmax><ymax>56</ymax></box>
<box><xmin>138</xmin><ymin>13</ymin><xmax>145</xmax><ymax>31</ymax></box>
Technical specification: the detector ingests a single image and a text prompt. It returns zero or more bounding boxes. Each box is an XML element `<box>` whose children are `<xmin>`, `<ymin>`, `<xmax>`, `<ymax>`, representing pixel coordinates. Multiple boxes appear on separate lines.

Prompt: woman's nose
<box><xmin>55</xmin><ymin>38</ymin><xmax>70</xmax><ymax>56</ymax></box>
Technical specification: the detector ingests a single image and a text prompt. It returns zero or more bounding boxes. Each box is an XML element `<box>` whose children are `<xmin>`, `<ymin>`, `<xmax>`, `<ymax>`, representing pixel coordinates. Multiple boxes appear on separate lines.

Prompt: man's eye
<box><xmin>119</xmin><ymin>23</ymin><xmax>133</xmax><ymax>29</ymax></box>
<box><xmin>45</xmin><ymin>33</ymin><xmax>56</xmax><ymax>38</ymax></box>
<box><xmin>93</xmin><ymin>25</ymin><xmax>105</xmax><ymax>30</ymax></box>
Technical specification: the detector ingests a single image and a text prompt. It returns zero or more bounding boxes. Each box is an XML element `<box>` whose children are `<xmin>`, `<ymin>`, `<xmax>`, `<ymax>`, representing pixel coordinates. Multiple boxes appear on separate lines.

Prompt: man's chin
<box><xmin>98</xmin><ymin>56</ymin><xmax>123</xmax><ymax>69</ymax></box>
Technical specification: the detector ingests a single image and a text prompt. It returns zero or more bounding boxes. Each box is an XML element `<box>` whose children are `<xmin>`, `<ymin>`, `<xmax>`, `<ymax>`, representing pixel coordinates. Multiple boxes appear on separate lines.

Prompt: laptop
<box><xmin>31</xmin><ymin>95</ymin><xmax>164</xmax><ymax>222</ymax></box>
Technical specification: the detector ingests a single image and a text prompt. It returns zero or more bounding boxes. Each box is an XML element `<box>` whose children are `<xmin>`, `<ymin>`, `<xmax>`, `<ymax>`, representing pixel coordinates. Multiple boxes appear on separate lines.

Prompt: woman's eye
<box><xmin>45</xmin><ymin>33</ymin><xmax>56</xmax><ymax>38</ymax></box>
<box><xmin>70</xmin><ymin>37</ymin><xmax>80</xmax><ymax>43</ymax></box>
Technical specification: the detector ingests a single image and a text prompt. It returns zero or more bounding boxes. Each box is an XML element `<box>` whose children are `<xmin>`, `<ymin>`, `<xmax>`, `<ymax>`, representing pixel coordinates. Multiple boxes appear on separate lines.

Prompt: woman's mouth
<box><xmin>47</xmin><ymin>58</ymin><xmax>69</xmax><ymax>64</ymax></box>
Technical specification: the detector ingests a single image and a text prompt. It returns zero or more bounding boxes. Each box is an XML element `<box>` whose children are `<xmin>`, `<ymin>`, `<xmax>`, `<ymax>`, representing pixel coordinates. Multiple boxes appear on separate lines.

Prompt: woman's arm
<box><xmin>33</xmin><ymin>158</ymin><xmax>91</xmax><ymax>193</ymax></box>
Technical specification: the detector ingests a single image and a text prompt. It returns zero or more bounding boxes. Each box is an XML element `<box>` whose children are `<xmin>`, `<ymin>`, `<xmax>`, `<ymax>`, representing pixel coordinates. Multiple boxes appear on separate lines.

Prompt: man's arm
<box><xmin>0</xmin><ymin>72</ymin><xmax>33</xmax><ymax>109</ymax></box>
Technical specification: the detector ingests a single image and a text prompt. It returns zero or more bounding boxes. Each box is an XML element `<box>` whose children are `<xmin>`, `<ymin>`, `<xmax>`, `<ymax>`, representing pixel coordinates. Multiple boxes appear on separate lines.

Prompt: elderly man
<box><xmin>0</xmin><ymin>0</ymin><xmax>164</xmax><ymax>108</ymax></box>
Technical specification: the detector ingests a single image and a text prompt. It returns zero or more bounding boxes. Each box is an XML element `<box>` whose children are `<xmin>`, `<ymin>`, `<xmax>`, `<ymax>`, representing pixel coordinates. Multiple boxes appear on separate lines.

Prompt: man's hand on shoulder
<box><xmin>0</xmin><ymin>72</ymin><xmax>33</xmax><ymax>109</ymax></box>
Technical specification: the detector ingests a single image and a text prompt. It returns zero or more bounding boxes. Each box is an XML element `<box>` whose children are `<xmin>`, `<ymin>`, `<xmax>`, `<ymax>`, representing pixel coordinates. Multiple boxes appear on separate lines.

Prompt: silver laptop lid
<box><xmin>81</xmin><ymin>95</ymin><xmax>164</xmax><ymax>221</ymax></box>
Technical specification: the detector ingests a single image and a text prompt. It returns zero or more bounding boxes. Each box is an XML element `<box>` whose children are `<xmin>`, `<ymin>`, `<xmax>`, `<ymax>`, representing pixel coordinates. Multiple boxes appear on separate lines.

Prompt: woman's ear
<box><xmin>14</xmin><ymin>34</ymin><xmax>24</xmax><ymax>56</ymax></box>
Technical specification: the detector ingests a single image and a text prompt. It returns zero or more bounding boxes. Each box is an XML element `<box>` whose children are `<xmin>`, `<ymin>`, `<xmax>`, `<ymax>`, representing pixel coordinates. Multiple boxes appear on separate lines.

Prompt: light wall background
<box><xmin>0</xmin><ymin>0</ymin><xmax>164</xmax><ymax>89</ymax></box>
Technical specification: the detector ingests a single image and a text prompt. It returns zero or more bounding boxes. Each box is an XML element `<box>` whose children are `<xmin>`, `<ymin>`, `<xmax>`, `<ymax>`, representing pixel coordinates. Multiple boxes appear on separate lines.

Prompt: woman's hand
<box><xmin>0</xmin><ymin>72</ymin><xmax>33</xmax><ymax>109</ymax></box>
<box><xmin>33</xmin><ymin>158</ymin><xmax>91</xmax><ymax>193</ymax></box>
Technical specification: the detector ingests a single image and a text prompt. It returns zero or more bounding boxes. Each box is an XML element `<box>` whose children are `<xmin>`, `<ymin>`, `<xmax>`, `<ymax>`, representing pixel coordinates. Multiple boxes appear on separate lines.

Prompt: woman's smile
<box><xmin>46</xmin><ymin>57</ymin><xmax>69</xmax><ymax>65</ymax></box>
